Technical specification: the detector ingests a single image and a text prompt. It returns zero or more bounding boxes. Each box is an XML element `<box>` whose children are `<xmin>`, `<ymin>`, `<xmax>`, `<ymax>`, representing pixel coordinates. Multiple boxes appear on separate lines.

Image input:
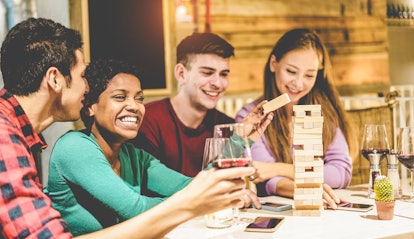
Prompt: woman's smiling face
<box><xmin>270</xmin><ymin>48</ymin><xmax>320</xmax><ymax>105</ymax></box>
<box><xmin>89</xmin><ymin>73</ymin><xmax>145</xmax><ymax>142</ymax></box>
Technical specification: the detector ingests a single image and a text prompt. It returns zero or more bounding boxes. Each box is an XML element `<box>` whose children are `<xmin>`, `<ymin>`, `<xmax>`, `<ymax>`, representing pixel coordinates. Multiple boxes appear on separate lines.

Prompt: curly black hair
<box><xmin>81</xmin><ymin>58</ymin><xmax>141</xmax><ymax>130</ymax></box>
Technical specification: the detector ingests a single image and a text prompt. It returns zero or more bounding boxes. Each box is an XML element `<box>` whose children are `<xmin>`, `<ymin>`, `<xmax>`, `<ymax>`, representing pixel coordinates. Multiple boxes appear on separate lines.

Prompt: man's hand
<box><xmin>241</xmin><ymin>100</ymin><xmax>274</xmax><ymax>142</ymax></box>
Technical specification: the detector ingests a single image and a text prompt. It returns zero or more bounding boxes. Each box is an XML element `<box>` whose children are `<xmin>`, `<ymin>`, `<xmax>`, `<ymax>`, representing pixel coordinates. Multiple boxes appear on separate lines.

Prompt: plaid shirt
<box><xmin>0</xmin><ymin>88</ymin><xmax>72</xmax><ymax>239</ymax></box>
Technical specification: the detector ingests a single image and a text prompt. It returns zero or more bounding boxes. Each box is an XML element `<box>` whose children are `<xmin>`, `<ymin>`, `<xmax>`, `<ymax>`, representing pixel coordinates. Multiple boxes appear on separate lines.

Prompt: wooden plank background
<box><xmin>176</xmin><ymin>0</ymin><xmax>390</xmax><ymax>95</ymax></box>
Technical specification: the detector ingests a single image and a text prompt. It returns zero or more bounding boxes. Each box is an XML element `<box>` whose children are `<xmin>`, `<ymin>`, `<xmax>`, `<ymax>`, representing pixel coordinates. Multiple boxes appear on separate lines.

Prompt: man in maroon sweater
<box><xmin>131</xmin><ymin>32</ymin><xmax>273</xmax><ymax>177</ymax></box>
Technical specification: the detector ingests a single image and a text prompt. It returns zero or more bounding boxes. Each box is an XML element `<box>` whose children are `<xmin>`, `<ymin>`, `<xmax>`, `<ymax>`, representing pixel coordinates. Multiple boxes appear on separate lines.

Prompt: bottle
<box><xmin>368</xmin><ymin>154</ymin><xmax>382</xmax><ymax>199</ymax></box>
<box><xmin>387</xmin><ymin>150</ymin><xmax>402</xmax><ymax>199</ymax></box>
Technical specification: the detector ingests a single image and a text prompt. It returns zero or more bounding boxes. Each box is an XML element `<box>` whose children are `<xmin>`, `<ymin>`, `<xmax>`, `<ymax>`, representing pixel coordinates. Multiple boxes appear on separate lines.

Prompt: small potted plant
<box><xmin>374</xmin><ymin>175</ymin><xmax>395</xmax><ymax>220</ymax></box>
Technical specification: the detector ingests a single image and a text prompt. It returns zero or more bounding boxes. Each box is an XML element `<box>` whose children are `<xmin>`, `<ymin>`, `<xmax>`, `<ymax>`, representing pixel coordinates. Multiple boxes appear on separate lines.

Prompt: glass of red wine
<box><xmin>213</xmin><ymin>123</ymin><xmax>253</xmax><ymax>224</ymax></box>
<box><xmin>361</xmin><ymin>124</ymin><xmax>390</xmax><ymax>198</ymax></box>
<box><xmin>397</xmin><ymin>126</ymin><xmax>414</xmax><ymax>202</ymax></box>
<box><xmin>213</xmin><ymin>123</ymin><xmax>252</xmax><ymax>169</ymax></box>
<box><xmin>201</xmin><ymin>138</ymin><xmax>234</xmax><ymax>228</ymax></box>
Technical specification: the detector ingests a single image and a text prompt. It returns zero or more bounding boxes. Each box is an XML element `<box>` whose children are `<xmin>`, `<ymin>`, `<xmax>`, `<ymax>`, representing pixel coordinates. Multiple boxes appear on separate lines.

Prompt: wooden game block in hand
<box><xmin>262</xmin><ymin>93</ymin><xmax>291</xmax><ymax>114</ymax></box>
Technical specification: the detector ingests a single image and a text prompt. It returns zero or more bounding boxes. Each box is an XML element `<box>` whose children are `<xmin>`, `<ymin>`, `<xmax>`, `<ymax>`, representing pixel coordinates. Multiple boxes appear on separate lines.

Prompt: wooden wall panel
<box><xmin>180</xmin><ymin>0</ymin><xmax>390</xmax><ymax>95</ymax></box>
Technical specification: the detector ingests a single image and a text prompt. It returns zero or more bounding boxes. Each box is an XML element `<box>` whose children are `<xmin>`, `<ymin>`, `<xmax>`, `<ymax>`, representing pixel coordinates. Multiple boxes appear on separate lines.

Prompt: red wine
<box><xmin>397</xmin><ymin>154</ymin><xmax>414</xmax><ymax>170</ymax></box>
<box><xmin>361</xmin><ymin>148</ymin><xmax>389</xmax><ymax>160</ymax></box>
<box><xmin>213</xmin><ymin>158</ymin><xmax>250</xmax><ymax>169</ymax></box>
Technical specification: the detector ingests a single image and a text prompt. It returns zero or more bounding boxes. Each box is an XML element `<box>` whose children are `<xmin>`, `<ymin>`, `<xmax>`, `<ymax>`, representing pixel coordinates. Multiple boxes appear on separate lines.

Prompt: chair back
<box><xmin>346</xmin><ymin>105</ymin><xmax>394</xmax><ymax>185</ymax></box>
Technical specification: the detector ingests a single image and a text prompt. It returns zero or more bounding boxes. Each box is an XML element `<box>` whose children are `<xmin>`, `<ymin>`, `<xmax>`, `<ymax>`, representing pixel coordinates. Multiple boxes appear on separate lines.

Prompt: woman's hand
<box><xmin>241</xmin><ymin>100</ymin><xmax>274</xmax><ymax>142</ymax></box>
<box><xmin>249</xmin><ymin>161</ymin><xmax>294</xmax><ymax>183</ymax></box>
<box><xmin>241</xmin><ymin>188</ymin><xmax>262</xmax><ymax>209</ymax></box>
<box><xmin>322</xmin><ymin>183</ymin><xmax>347</xmax><ymax>209</ymax></box>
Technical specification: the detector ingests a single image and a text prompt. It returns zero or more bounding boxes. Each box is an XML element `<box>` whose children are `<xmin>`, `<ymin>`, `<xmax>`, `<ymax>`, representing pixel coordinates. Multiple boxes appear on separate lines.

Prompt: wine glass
<box><xmin>202</xmin><ymin>138</ymin><xmax>234</xmax><ymax>228</ymax></box>
<box><xmin>213</xmin><ymin>123</ymin><xmax>253</xmax><ymax>224</ymax></box>
<box><xmin>397</xmin><ymin>126</ymin><xmax>414</xmax><ymax>202</ymax></box>
<box><xmin>361</xmin><ymin>124</ymin><xmax>390</xmax><ymax>198</ymax></box>
<box><xmin>213</xmin><ymin>123</ymin><xmax>253</xmax><ymax>168</ymax></box>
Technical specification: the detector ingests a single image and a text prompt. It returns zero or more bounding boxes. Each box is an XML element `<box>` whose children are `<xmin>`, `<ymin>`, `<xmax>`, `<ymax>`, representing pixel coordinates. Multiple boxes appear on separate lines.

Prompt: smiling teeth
<box><xmin>121</xmin><ymin>117</ymin><xmax>137</xmax><ymax>123</ymax></box>
<box><xmin>205</xmin><ymin>91</ymin><xmax>219</xmax><ymax>96</ymax></box>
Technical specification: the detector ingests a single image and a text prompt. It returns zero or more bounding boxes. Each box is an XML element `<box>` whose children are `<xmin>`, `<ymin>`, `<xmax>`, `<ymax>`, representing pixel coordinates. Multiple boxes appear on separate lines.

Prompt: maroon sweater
<box><xmin>131</xmin><ymin>98</ymin><xmax>234</xmax><ymax>177</ymax></box>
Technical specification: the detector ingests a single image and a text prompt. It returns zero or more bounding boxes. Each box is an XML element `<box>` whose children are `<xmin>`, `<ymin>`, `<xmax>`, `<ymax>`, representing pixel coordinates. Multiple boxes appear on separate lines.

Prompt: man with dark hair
<box><xmin>0</xmin><ymin>18</ymin><xmax>256</xmax><ymax>239</ymax></box>
<box><xmin>131</xmin><ymin>32</ymin><xmax>273</xmax><ymax>177</ymax></box>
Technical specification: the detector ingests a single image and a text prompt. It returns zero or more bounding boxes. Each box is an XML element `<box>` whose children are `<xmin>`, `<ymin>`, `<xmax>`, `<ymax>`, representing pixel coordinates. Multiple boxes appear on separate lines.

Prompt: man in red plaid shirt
<box><xmin>0</xmin><ymin>18</ymin><xmax>256</xmax><ymax>239</ymax></box>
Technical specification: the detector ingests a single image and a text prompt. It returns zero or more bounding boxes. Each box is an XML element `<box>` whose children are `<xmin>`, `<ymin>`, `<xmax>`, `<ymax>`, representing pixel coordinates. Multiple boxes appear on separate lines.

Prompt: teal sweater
<box><xmin>44</xmin><ymin>131</ymin><xmax>192</xmax><ymax>236</ymax></box>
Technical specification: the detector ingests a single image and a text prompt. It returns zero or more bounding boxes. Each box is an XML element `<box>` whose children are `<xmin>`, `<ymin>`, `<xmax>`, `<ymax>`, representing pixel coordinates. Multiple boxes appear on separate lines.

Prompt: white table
<box><xmin>164</xmin><ymin>185</ymin><xmax>414</xmax><ymax>239</ymax></box>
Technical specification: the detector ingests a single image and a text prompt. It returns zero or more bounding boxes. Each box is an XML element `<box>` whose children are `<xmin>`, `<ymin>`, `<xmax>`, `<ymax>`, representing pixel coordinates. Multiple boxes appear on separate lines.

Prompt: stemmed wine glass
<box><xmin>202</xmin><ymin>138</ymin><xmax>234</xmax><ymax>228</ymax></box>
<box><xmin>397</xmin><ymin>126</ymin><xmax>414</xmax><ymax>202</ymax></box>
<box><xmin>213</xmin><ymin>123</ymin><xmax>253</xmax><ymax>224</ymax></box>
<box><xmin>361</xmin><ymin>124</ymin><xmax>390</xmax><ymax>198</ymax></box>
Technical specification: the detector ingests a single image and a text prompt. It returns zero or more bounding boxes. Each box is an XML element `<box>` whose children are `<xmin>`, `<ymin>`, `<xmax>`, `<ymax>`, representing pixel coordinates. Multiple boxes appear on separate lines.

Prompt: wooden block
<box><xmin>293</xmin><ymin>105</ymin><xmax>321</xmax><ymax>111</ymax></box>
<box><xmin>292</xmin><ymin>209</ymin><xmax>323</xmax><ymax>216</ymax></box>
<box><xmin>294</xmin><ymin>188</ymin><xmax>304</xmax><ymax>194</ymax></box>
<box><xmin>294</xmin><ymin>193</ymin><xmax>323</xmax><ymax>200</ymax></box>
<box><xmin>293</xmin><ymin>151</ymin><xmax>324</xmax><ymax>158</ymax></box>
<box><xmin>262</xmin><ymin>93</ymin><xmax>291</xmax><ymax>114</ymax></box>
<box><xmin>293</xmin><ymin>128</ymin><xmax>323</xmax><ymax>134</ymax></box>
<box><xmin>295</xmin><ymin>171</ymin><xmax>324</xmax><ymax>179</ymax></box>
<box><xmin>304</xmin><ymin>177</ymin><xmax>324</xmax><ymax>184</ymax></box>
<box><xmin>313</xmin><ymin>122</ymin><xmax>323</xmax><ymax>128</ymax></box>
<box><xmin>294</xmin><ymin>205</ymin><xmax>322</xmax><ymax>210</ymax></box>
<box><xmin>294</xmin><ymin>149</ymin><xmax>324</xmax><ymax>157</ymax></box>
<box><xmin>312</xmin><ymin>199</ymin><xmax>324</xmax><ymax>205</ymax></box>
<box><xmin>295</xmin><ymin>160</ymin><xmax>324</xmax><ymax>167</ymax></box>
<box><xmin>306</xmin><ymin>187</ymin><xmax>323</xmax><ymax>195</ymax></box>
<box><xmin>293</xmin><ymin>138</ymin><xmax>322</xmax><ymax>145</ymax></box>
<box><xmin>293</xmin><ymin>116</ymin><xmax>324</xmax><ymax>123</ymax></box>
<box><xmin>294</xmin><ymin>199</ymin><xmax>314</xmax><ymax>206</ymax></box>
<box><xmin>295</xmin><ymin>110</ymin><xmax>306</xmax><ymax>117</ymax></box>
<box><xmin>295</xmin><ymin>183</ymin><xmax>323</xmax><ymax>188</ymax></box>
<box><xmin>295</xmin><ymin>165</ymin><xmax>324</xmax><ymax>174</ymax></box>
<box><xmin>293</xmin><ymin>155</ymin><xmax>316</xmax><ymax>162</ymax></box>
<box><xmin>304</xmin><ymin>121</ymin><xmax>314</xmax><ymax>129</ymax></box>
<box><xmin>311</xmin><ymin>110</ymin><xmax>321</xmax><ymax>117</ymax></box>
<box><xmin>313</xmin><ymin>144</ymin><xmax>323</xmax><ymax>150</ymax></box>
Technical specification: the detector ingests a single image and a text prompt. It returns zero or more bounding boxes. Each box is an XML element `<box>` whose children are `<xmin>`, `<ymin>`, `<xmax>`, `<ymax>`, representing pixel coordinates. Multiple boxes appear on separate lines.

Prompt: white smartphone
<box><xmin>260</xmin><ymin>202</ymin><xmax>292</xmax><ymax>212</ymax></box>
<box><xmin>329</xmin><ymin>202</ymin><xmax>373</xmax><ymax>212</ymax></box>
<box><xmin>245</xmin><ymin>216</ymin><xmax>285</xmax><ymax>233</ymax></box>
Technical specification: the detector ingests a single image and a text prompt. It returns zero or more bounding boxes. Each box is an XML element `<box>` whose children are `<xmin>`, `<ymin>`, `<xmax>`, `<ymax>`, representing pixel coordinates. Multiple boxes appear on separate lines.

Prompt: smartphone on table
<box><xmin>245</xmin><ymin>216</ymin><xmax>285</xmax><ymax>233</ymax></box>
<box><xmin>260</xmin><ymin>202</ymin><xmax>292</xmax><ymax>212</ymax></box>
<box><xmin>329</xmin><ymin>202</ymin><xmax>373</xmax><ymax>212</ymax></box>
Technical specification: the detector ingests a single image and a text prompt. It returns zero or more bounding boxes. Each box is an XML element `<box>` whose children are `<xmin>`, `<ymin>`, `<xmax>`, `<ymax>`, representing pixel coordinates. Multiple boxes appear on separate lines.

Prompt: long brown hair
<box><xmin>262</xmin><ymin>28</ymin><xmax>354</xmax><ymax>164</ymax></box>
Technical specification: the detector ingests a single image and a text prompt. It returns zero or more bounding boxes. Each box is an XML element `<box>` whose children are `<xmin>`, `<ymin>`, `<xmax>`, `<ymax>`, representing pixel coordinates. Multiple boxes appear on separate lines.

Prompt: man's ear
<box><xmin>174</xmin><ymin>63</ymin><xmax>186</xmax><ymax>85</ymax></box>
<box><xmin>45</xmin><ymin>67</ymin><xmax>63</xmax><ymax>93</ymax></box>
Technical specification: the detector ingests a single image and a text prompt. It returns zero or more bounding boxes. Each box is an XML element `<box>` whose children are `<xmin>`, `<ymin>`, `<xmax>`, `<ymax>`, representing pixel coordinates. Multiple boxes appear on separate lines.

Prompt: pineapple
<box><xmin>374</xmin><ymin>176</ymin><xmax>394</xmax><ymax>202</ymax></box>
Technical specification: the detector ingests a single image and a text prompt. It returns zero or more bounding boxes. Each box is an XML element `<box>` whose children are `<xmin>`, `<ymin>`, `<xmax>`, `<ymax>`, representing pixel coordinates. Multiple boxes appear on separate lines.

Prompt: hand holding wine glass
<box><xmin>202</xmin><ymin>138</ymin><xmax>234</xmax><ymax>228</ymax></box>
<box><xmin>397</xmin><ymin>126</ymin><xmax>414</xmax><ymax>202</ymax></box>
<box><xmin>213</xmin><ymin>123</ymin><xmax>253</xmax><ymax>224</ymax></box>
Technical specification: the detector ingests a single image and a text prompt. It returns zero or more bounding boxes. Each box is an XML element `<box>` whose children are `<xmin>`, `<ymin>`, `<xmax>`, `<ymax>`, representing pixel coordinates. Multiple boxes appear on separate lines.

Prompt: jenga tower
<box><xmin>292</xmin><ymin>105</ymin><xmax>324</xmax><ymax>216</ymax></box>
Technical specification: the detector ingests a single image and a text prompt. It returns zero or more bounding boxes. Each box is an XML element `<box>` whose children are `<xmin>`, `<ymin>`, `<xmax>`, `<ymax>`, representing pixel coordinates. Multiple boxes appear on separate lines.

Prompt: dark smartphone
<box><xmin>330</xmin><ymin>202</ymin><xmax>373</xmax><ymax>212</ymax></box>
<box><xmin>260</xmin><ymin>202</ymin><xmax>292</xmax><ymax>212</ymax></box>
<box><xmin>245</xmin><ymin>216</ymin><xmax>285</xmax><ymax>233</ymax></box>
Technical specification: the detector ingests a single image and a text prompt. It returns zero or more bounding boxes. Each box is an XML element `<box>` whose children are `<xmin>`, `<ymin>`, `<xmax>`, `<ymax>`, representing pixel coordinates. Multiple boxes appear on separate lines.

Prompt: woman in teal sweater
<box><xmin>44</xmin><ymin>59</ymin><xmax>192</xmax><ymax>236</ymax></box>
